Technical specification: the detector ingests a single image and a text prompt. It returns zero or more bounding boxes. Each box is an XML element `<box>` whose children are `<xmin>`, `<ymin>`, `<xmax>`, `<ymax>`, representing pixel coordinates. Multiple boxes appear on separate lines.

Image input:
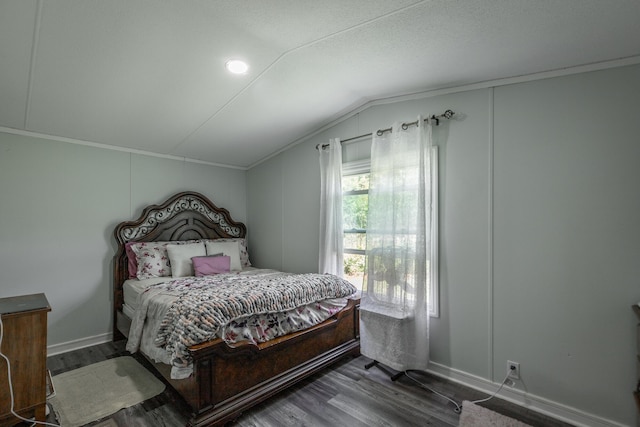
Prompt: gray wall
<box><xmin>0</xmin><ymin>132</ymin><xmax>247</xmax><ymax>349</ymax></box>
<box><xmin>247</xmin><ymin>64</ymin><xmax>640</xmax><ymax>426</ymax></box>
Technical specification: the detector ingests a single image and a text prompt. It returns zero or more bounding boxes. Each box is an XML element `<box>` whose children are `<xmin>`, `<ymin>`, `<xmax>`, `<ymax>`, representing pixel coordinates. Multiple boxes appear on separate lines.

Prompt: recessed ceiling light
<box><xmin>225</xmin><ymin>60</ymin><xmax>248</xmax><ymax>75</ymax></box>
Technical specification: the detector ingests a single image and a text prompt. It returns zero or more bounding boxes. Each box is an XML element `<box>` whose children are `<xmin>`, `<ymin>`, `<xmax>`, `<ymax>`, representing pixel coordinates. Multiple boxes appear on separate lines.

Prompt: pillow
<box><xmin>166</xmin><ymin>242</ymin><xmax>206</xmax><ymax>278</ymax></box>
<box><xmin>192</xmin><ymin>255</ymin><xmax>231</xmax><ymax>276</ymax></box>
<box><xmin>130</xmin><ymin>242</ymin><xmax>172</xmax><ymax>280</ymax></box>
<box><xmin>127</xmin><ymin>239</ymin><xmax>204</xmax><ymax>279</ymax></box>
<box><xmin>125</xmin><ymin>242</ymin><xmax>138</xmax><ymax>279</ymax></box>
<box><xmin>209</xmin><ymin>238</ymin><xmax>251</xmax><ymax>267</ymax></box>
<box><xmin>204</xmin><ymin>240</ymin><xmax>242</xmax><ymax>271</ymax></box>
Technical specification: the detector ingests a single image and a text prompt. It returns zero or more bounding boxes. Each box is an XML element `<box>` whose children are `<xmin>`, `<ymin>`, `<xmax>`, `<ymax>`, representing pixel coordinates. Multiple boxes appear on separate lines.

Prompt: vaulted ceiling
<box><xmin>1</xmin><ymin>0</ymin><xmax>639</xmax><ymax>168</ymax></box>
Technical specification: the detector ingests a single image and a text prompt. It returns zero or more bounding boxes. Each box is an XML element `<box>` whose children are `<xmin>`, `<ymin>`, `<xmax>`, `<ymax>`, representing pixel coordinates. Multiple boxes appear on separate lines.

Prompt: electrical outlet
<box><xmin>507</xmin><ymin>360</ymin><xmax>520</xmax><ymax>379</ymax></box>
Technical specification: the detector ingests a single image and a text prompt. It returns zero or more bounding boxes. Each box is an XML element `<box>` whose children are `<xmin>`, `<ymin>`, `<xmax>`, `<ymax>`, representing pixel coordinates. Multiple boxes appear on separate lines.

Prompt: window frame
<box><xmin>342</xmin><ymin>150</ymin><xmax>440</xmax><ymax>318</ymax></box>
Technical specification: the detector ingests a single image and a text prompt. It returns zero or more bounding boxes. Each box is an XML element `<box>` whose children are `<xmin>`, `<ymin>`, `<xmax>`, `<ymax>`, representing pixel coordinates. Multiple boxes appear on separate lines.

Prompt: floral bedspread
<box><xmin>129</xmin><ymin>272</ymin><xmax>356</xmax><ymax>375</ymax></box>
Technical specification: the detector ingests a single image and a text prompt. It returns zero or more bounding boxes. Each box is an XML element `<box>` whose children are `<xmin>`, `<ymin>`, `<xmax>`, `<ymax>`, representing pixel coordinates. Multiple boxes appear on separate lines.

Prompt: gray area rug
<box><xmin>459</xmin><ymin>401</ymin><xmax>532</xmax><ymax>427</ymax></box>
<box><xmin>49</xmin><ymin>356</ymin><xmax>165</xmax><ymax>427</ymax></box>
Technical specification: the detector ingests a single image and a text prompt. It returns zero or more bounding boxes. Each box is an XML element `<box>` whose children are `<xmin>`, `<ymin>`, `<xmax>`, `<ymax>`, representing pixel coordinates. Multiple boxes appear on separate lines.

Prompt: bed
<box><xmin>112</xmin><ymin>191</ymin><xmax>361</xmax><ymax>426</ymax></box>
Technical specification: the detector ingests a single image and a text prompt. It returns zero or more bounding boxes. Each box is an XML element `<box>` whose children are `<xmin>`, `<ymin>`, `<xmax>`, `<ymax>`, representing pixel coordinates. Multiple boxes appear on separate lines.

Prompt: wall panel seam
<box><xmin>488</xmin><ymin>87</ymin><xmax>495</xmax><ymax>380</ymax></box>
<box><xmin>24</xmin><ymin>0</ymin><xmax>43</xmax><ymax>129</ymax></box>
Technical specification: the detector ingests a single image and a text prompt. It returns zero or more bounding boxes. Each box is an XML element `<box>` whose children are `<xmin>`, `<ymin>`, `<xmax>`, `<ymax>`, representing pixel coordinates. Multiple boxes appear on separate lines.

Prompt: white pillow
<box><xmin>204</xmin><ymin>240</ymin><xmax>242</xmax><ymax>271</ymax></box>
<box><xmin>208</xmin><ymin>238</ymin><xmax>251</xmax><ymax>267</ymax></box>
<box><xmin>166</xmin><ymin>242</ymin><xmax>206</xmax><ymax>277</ymax></box>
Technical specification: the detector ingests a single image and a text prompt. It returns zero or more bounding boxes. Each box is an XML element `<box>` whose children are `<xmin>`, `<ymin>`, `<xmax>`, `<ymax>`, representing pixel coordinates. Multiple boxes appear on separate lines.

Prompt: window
<box><xmin>342</xmin><ymin>160</ymin><xmax>370</xmax><ymax>290</ymax></box>
<box><xmin>341</xmin><ymin>150</ymin><xmax>439</xmax><ymax>317</ymax></box>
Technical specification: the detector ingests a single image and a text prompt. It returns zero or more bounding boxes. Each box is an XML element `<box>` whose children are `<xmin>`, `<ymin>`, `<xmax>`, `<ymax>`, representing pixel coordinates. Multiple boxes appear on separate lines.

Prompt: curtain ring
<box><xmin>376</xmin><ymin>129</ymin><xmax>384</xmax><ymax>136</ymax></box>
<box><xmin>401</xmin><ymin>123</ymin><xmax>409</xmax><ymax>130</ymax></box>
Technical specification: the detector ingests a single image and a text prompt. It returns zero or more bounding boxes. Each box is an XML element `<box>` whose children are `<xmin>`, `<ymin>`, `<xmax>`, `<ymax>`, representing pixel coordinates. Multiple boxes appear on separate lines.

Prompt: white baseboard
<box><xmin>47</xmin><ymin>332</ymin><xmax>113</xmax><ymax>356</ymax></box>
<box><xmin>427</xmin><ymin>361</ymin><xmax>625</xmax><ymax>427</ymax></box>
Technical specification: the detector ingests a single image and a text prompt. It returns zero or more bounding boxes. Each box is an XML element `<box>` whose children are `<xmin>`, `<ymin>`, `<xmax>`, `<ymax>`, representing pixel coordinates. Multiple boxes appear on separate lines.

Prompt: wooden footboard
<box><xmin>139</xmin><ymin>298</ymin><xmax>360</xmax><ymax>427</ymax></box>
<box><xmin>113</xmin><ymin>192</ymin><xmax>361</xmax><ymax>426</ymax></box>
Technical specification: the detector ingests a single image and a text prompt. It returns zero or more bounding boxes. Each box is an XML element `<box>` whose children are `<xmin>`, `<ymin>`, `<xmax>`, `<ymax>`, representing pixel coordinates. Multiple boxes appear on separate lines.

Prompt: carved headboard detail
<box><xmin>112</xmin><ymin>191</ymin><xmax>246</xmax><ymax>338</ymax></box>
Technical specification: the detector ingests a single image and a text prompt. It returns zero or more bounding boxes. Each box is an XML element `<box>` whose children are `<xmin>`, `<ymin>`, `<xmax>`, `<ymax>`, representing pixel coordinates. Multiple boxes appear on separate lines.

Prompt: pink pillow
<box><xmin>192</xmin><ymin>255</ymin><xmax>231</xmax><ymax>276</ymax></box>
<box><xmin>125</xmin><ymin>242</ymin><xmax>137</xmax><ymax>279</ymax></box>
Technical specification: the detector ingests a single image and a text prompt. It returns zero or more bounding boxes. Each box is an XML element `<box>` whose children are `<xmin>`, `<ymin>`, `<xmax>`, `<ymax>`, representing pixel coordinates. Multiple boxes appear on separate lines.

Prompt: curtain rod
<box><xmin>316</xmin><ymin>109</ymin><xmax>455</xmax><ymax>150</ymax></box>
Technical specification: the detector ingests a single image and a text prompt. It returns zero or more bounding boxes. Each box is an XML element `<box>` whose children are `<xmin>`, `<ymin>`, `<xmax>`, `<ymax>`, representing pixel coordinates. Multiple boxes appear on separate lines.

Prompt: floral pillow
<box><xmin>130</xmin><ymin>242</ymin><xmax>172</xmax><ymax>280</ymax></box>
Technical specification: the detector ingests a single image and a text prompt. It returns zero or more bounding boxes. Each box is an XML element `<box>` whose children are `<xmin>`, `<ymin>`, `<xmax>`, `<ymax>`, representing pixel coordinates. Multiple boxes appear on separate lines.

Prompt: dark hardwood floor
<box><xmin>39</xmin><ymin>341</ymin><xmax>574</xmax><ymax>427</ymax></box>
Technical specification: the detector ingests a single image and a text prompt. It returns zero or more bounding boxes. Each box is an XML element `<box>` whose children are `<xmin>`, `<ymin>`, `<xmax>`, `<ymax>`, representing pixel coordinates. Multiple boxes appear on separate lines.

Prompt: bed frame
<box><xmin>113</xmin><ymin>191</ymin><xmax>360</xmax><ymax>426</ymax></box>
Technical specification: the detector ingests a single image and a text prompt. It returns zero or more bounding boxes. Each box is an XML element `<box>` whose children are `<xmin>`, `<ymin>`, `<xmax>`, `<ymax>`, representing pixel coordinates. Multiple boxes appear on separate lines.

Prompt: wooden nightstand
<box><xmin>0</xmin><ymin>293</ymin><xmax>51</xmax><ymax>426</ymax></box>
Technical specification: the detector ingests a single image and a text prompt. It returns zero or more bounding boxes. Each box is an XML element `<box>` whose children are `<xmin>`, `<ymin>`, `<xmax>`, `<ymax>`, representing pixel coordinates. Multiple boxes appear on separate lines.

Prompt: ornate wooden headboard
<box><xmin>112</xmin><ymin>191</ymin><xmax>246</xmax><ymax>339</ymax></box>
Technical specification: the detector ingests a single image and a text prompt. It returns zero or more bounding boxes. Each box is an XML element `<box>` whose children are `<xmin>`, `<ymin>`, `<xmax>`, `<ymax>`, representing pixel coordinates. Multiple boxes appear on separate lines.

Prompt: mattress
<box><xmin>123</xmin><ymin>276</ymin><xmax>174</xmax><ymax>312</ymax></box>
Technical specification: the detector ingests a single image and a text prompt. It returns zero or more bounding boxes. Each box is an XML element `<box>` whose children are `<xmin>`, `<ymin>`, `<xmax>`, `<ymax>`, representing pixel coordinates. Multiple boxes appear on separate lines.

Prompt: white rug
<box><xmin>49</xmin><ymin>356</ymin><xmax>165</xmax><ymax>427</ymax></box>
<box><xmin>459</xmin><ymin>401</ymin><xmax>533</xmax><ymax>427</ymax></box>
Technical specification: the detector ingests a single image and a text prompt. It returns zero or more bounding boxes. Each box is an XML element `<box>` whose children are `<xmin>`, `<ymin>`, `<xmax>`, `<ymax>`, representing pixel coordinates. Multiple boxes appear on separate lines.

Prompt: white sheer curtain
<box><xmin>360</xmin><ymin>117</ymin><xmax>432</xmax><ymax>371</ymax></box>
<box><xmin>318</xmin><ymin>138</ymin><xmax>344</xmax><ymax>276</ymax></box>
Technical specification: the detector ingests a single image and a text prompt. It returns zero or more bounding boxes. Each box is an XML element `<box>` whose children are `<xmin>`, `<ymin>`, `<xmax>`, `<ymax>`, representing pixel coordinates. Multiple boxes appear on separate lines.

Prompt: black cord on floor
<box><xmin>403</xmin><ymin>369</ymin><xmax>512</xmax><ymax>414</ymax></box>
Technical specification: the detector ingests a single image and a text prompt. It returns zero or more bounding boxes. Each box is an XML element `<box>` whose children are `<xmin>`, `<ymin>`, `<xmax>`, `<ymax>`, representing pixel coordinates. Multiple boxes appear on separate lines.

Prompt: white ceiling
<box><xmin>1</xmin><ymin>0</ymin><xmax>639</xmax><ymax>168</ymax></box>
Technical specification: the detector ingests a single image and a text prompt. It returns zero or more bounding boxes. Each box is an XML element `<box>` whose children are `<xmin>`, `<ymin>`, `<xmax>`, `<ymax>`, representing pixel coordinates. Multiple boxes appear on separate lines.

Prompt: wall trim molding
<box><xmin>3</xmin><ymin>56</ymin><xmax>639</xmax><ymax>173</ymax></box>
<box><xmin>0</xmin><ymin>126</ymin><xmax>248</xmax><ymax>171</ymax></box>
<box><xmin>47</xmin><ymin>332</ymin><xmax>112</xmax><ymax>356</ymax></box>
<box><xmin>427</xmin><ymin>361</ymin><xmax>626</xmax><ymax>427</ymax></box>
<box><xmin>360</xmin><ymin>55</ymin><xmax>640</xmax><ymax>110</ymax></box>
<box><xmin>249</xmin><ymin>55</ymin><xmax>640</xmax><ymax>169</ymax></box>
